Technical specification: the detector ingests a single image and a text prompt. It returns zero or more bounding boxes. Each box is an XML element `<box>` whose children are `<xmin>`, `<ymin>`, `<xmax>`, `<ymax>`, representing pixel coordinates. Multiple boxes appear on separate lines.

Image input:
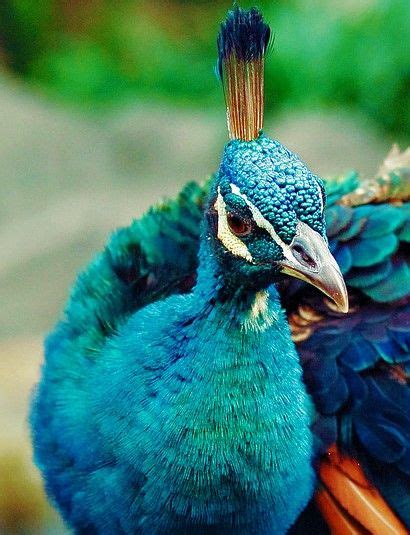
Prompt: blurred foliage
<box><xmin>0</xmin><ymin>0</ymin><xmax>409</xmax><ymax>137</ymax></box>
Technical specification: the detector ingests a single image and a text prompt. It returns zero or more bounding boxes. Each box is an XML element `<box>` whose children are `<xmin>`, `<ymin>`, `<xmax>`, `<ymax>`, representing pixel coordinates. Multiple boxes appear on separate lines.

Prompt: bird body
<box><xmin>88</xmin><ymin>277</ymin><xmax>314</xmax><ymax>533</ymax></box>
<box><xmin>35</xmin><ymin>136</ymin><xmax>317</xmax><ymax>533</ymax></box>
<box><xmin>31</xmin><ymin>7</ymin><xmax>410</xmax><ymax>535</ymax></box>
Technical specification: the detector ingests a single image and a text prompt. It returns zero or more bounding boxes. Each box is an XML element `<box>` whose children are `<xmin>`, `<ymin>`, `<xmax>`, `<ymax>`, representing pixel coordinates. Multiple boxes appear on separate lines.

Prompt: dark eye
<box><xmin>227</xmin><ymin>213</ymin><xmax>252</xmax><ymax>236</ymax></box>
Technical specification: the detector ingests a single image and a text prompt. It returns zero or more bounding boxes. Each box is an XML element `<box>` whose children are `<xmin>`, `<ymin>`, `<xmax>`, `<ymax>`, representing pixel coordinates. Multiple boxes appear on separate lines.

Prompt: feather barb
<box><xmin>217</xmin><ymin>7</ymin><xmax>271</xmax><ymax>141</ymax></box>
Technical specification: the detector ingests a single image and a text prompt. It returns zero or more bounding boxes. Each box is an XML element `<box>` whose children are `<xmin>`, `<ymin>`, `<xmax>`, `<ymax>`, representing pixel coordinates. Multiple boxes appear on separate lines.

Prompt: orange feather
<box><xmin>316</xmin><ymin>445</ymin><xmax>407</xmax><ymax>535</ymax></box>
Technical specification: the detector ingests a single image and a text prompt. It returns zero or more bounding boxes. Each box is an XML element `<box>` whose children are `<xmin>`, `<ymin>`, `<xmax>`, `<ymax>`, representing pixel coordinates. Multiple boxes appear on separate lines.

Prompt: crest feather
<box><xmin>217</xmin><ymin>6</ymin><xmax>271</xmax><ymax>141</ymax></box>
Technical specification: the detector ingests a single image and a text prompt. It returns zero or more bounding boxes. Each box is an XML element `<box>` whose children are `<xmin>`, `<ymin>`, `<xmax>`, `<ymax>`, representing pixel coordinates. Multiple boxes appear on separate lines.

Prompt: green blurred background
<box><xmin>0</xmin><ymin>0</ymin><xmax>408</xmax><ymax>533</ymax></box>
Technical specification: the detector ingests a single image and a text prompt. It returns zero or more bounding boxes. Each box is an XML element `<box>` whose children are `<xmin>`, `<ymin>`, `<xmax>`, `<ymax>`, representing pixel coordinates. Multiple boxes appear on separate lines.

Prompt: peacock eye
<box><xmin>227</xmin><ymin>213</ymin><xmax>252</xmax><ymax>237</ymax></box>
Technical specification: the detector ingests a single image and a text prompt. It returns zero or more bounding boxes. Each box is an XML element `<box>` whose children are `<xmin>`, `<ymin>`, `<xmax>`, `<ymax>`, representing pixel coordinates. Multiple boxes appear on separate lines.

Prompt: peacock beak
<box><xmin>279</xmin><ymin>221</ymin><xmax>349</xmax><ymax>313</ymax></box>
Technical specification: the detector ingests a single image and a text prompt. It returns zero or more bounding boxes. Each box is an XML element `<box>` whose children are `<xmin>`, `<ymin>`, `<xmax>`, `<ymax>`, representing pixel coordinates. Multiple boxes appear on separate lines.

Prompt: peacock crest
<box><xmin>217</xmin><ymin>6</ymin><xmax>271</xmax><ymax>141</ymax></box>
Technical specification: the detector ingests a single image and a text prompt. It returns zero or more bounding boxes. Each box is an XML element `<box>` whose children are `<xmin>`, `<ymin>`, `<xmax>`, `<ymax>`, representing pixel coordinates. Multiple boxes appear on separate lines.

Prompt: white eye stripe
<box><xmin>316</xmin><ymin>182</ymin><xmax>324</xmax><ymax>213</ymax></box>
<box><xmin>215</xmin><ymin>183</ymin><xmax>321</xmax><ymax>266</ymax></box>
<box><xmin>230</xmin><ymin>184</ymin><xmax>295</xmax><ymax>262</ymax></box>
<box><xmin>214</xmin><ymin>187</ymin><xmax>253</xmax><ymax>263</ymax></box>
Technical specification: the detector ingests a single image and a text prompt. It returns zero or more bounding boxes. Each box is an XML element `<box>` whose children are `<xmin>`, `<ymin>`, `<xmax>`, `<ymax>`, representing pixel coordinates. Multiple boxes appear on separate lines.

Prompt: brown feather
<box><xmin>222</xmin><ymin>55</ymin><xmax>265</xmax><ymax>141</ymax></box>
<box><xmin>340</xmin><ymin>145</ymin><xmax>410</xmax><ymax>206</ymax></box>
<box><xmin>316</xmin><ymin>445</ymin><xmax>407</xmax><ymax>535</ymax></box>
<box><xmin>217</xmin><ymin>7</ymin><xmax>271</xmax><ymax>141</ymax></box>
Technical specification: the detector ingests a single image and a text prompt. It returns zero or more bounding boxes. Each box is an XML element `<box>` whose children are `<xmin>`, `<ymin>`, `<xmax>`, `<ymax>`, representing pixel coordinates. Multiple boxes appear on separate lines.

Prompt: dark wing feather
<box><xmin>281</xmin><ymin>172</ymin><xmax>410</xmax><ymax>527</ymax></box>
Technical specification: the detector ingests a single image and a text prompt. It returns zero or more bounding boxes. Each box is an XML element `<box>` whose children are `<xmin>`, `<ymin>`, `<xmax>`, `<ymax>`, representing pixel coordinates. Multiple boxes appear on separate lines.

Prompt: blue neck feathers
<box><xmin>91</xmin><ymin>224</ymin><xmax>316</xmax><ymax>534</ymax></box>
<box><xmin>159</xmin><ymin>232</ymin><xmax>317</xmax><ymax>532</ymax></box>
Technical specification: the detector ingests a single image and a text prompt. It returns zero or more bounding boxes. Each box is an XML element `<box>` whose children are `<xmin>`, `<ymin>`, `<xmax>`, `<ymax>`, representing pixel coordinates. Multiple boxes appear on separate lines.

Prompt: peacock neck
<box><xmin>136</xmin><ymin>231</ymin><xmax>316</xmax><ymax>533</ymax></box>
<box><xmin>160</xmin><ymin>234</ymin><xmax>315</xmax><ymax>533</ymax></box>
<box><xmin>193</xmin><ymin>235</ymin><xmax>280</xmax><ymax>333</ymax></box>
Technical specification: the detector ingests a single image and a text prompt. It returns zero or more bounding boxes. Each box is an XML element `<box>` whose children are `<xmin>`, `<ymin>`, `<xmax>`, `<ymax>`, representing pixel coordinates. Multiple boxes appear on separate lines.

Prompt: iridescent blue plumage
<box><xmin>31</xmin><ymin>162</ymin><xmax>410</xmax><ymax>532</ymax></box>
<box><xmin>30</xmin><ymin>6</ymin><xmax>410</xmax><ymax>534</ymax></box>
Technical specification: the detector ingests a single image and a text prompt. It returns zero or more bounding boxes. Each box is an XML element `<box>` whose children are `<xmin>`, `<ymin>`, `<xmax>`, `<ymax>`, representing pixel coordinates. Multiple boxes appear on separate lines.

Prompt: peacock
<box><xmin>30</xmin><ymin>6</ymin><xmax>410</xmax><ymax>534</ymax></box>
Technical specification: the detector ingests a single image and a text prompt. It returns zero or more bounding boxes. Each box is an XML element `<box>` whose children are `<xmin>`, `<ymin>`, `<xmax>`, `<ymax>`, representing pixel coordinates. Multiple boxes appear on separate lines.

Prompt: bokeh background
<box><xmin>0</xmin><ymin>0</ymin><xmax>408</xmax><ymax>533</ymax></box>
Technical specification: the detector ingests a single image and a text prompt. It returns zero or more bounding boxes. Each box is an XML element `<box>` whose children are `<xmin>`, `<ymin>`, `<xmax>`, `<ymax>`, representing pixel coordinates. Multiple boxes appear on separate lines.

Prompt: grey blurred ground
<box><xmin>0</xmin><ymin>75</ymin><xmax>394</xmax><ymax>533</ymax></box>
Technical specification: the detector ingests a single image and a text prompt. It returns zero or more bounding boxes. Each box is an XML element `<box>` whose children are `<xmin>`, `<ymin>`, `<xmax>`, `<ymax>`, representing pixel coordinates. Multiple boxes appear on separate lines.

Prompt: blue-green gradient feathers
<box><xmin>29</xmin><ymin>5</ymin><xmax>409</xmax><ymax>532</ymax></box>
<box><xmin>31</xmin><ymin>160</ymin><xmax>410</xmax><ymax>533</ymax></box>
<box><xmin>31</xmin><ymin>175</ymin><xmax>317</xmax><ymax>532</ymax></box>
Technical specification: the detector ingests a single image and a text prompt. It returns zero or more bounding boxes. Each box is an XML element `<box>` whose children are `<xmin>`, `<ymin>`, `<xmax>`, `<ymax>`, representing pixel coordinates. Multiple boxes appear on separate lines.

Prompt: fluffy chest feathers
<box><xmin>91</xmin><ymin>290</ymin><xmax>315</xmax><ymax>533</ymax></box>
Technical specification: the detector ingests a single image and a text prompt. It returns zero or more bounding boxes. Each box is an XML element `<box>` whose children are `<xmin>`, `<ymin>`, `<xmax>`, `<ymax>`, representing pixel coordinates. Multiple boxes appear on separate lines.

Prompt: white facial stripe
<box><xmin>250</xmin><ymin>290</ymin><xmax>269</xmax><ymax>319</ymax></box>
<box><xmin>214</xmin><ymin>188</ymin><xmax>253</xmax><ymax>263</ymax></box>
<box><xmin>230</xmin><ymin>184</ymin><xmax>295</xmax><ymax>262</ymax></box>
<box><xmin>316</xmin><ymin>182</ymin><xmax>324</xmax><ymax>213</ymax></box>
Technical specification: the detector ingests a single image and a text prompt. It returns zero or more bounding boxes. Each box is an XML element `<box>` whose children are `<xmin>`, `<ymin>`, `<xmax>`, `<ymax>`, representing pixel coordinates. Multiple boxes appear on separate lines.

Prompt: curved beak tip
<box><xmin>333</xmin><ymin>289</ymin><xmax>349</xmax><ymax>314</ymax></box>
<box><xmin>326</xmin><ymin>271</ymin><xmax>349</xmax><ymax>313</ymax></box>
<box><xmin>279</xmin><ymin>222</ymin><xmax>350</xmax><ymax>314</ymax></box>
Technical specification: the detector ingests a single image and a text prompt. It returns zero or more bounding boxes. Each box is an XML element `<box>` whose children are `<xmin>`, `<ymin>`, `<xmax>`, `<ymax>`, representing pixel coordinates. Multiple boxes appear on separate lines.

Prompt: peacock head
<box><xmin>205</xmin><ymin>6</ymin><xmax>348</xmax><ymax>312</ymax></box>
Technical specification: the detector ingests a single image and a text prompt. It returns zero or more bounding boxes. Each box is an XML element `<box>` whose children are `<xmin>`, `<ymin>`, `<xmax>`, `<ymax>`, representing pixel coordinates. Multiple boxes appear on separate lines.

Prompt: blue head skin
<box><xmin>205</xmin><ymin>133</ymin><xmax>347</xmax><ymax>310</ymax></box>
<box><xmin>218</xmin><ymin>134</ymin><xmax>326</xmax><ymax>240</ymax></box>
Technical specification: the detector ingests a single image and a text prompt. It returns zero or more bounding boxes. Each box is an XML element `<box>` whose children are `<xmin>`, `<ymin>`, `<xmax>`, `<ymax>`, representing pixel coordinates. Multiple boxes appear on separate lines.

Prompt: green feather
<box><xmin>365</xmin><ymin>258</ymin><xmax>410</xmax><ymax>302</ymax></box>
